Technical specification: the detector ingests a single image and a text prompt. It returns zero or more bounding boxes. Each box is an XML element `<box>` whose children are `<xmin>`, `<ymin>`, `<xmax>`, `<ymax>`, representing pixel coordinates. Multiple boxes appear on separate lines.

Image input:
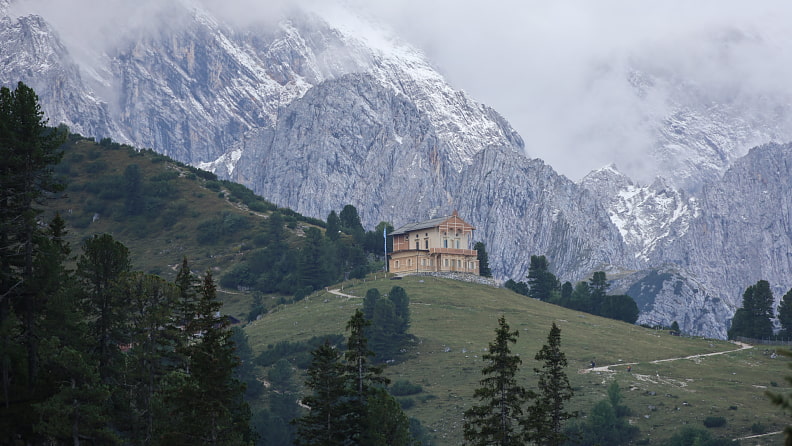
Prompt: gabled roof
<box><xmin>390</xmin><ymin>216</ymin><xmax>451</xmax><ymax>235</ymax></box>
<box><xmin>389</xmin><ymin>211</ymin><xmax>475</xmax><ymax>236</ymax></box>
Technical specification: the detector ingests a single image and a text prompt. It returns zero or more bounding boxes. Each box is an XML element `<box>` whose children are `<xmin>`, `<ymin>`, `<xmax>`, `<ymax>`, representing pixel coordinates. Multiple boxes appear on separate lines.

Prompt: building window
<box><xmin>455</xmin><ymin>240</ymin><xmax>460</xmax><ymax>249</ymax></box>
<box><xmin>415</xmin><ymin>241</ymin><xmax>419</xmax><ymax>250</ymax></box>
<box><xmin>444</xmin><ymin>259</ymin><xmax>448</xmax><ymax>267</ymax></box>
<box><xmin>395</xmin><ymin>260</ymin><xmax>400</xmax><ymax>268</ymax></box>
<box><xmin>421</xmin><ymin>259</ymin><xmax>425</xmax><ymax>266</ymax></box>
<box><xmin>424</xmin><ymin>239</ymin><xmax>429</xmax><ymax>249</ymax></box>
<box><xmin>457</xmin><ymin>260</ymin><xmax>461</xmax><ymax>267</ymax></box>
<box><xmin>408</xmin><ymin>259</ymin><xmax>412</xmax><ymax>266</ymax></box>
<box><xmin>443</xmin><ymin>239</ymin><xmax>448</xmax><ymax>248</ymax></box>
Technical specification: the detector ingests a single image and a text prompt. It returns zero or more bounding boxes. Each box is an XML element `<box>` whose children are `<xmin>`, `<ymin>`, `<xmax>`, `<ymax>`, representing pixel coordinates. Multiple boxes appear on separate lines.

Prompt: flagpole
<box><xmin>384</xmin><ymin>226</ymin><xmax>388</xmax><ymax>273</ymax></box>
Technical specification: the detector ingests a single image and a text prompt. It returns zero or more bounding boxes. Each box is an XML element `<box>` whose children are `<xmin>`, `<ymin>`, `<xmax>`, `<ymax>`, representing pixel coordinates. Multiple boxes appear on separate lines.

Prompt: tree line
<box><xmin>728</xmin><ymin>279</ymin><xmax>792</xmax><ymax>340</ymax></box>
<box><xmin>505</xmin><ymin>255</ymin><xmax>639</xmax><ymax>324</ymax></box>
<box><xmin>1</xmin><ymin>81</ymin><xmax>253</xmax><ymax>444</ymax></box>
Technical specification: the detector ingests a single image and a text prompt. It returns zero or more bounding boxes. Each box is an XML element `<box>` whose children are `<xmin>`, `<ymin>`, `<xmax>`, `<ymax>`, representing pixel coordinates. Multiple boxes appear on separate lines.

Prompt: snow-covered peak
<box><xmin>581</xmin><ymin>168</ymin><xmax>698</xmax><ymax>263</ymax></box>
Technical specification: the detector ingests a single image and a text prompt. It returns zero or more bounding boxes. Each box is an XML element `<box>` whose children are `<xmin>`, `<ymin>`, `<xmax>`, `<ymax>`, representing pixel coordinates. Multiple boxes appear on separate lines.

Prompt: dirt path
<box><xmin>328</xmin><ymin>288</ymin><xmax>360</xmax><ymax>299</ymax></box>
<box><xmin>579</xmin><ymin>341</ymin><xmax>754</xmax><ymax>374</ymax></box>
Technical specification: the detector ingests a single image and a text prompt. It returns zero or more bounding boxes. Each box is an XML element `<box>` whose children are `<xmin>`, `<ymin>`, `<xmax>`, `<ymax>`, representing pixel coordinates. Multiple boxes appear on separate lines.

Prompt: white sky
<box><xmin>9</xmin><ymin>0</ymin><xmax>792</xmax><ymax>181</ymax></box>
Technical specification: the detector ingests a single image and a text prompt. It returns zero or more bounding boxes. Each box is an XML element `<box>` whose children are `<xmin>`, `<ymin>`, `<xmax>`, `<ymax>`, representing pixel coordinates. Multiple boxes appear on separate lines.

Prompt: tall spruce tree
<box><xmin>294</xmin><ymin>341</ymin><xmax>351</xmax><ymax>445</ymax></box>
<box><xmin>527</xmin><ymin>255</ymin><xmax>559</xmax><ymax>301</ymax></box>
<box><xmin>161</xmin><ymin>272</ymin><xmax>252</xmax><ymax>445</ymax></box>
<box><xmin>474</xmin><ymin>242</ymin><xmax>492</xmax><ymax>277</ymax></box>
<box><xmin>588</xmin><ymin>271</ymin><xmax>609</xmax><ymax>315</ymax></box>
<box><xmin>76</xmin><ymin>234</ymin><xmax>131</xmax><ymax>381</ymax></box>
<box><xmin>463</xmin><ymin>316</ymin><xmax>531</xmax><ymax>446</ymax></box>
<box><xmin>0</xmin><ymin>81</ymin><xmax>65</xmax><ymax>396</ymax></box>
<box><xmin>729</xmin><ymin>280</ymin><xmax>774</xmax><ymax>339</ymax></box>
<box><xmin>779</xmin><ymin>288</ymin><xmax>792</xmax><ymax>336</ymax></box>
<box><xmin>526</xmin><ymin>322</ymin><xmax>575</xmax><ymax>446</ymax></box>
<box><xmin>344</xmin><ymin>309</ymin><xmax>388</xmax><ymax>442</ymax></box>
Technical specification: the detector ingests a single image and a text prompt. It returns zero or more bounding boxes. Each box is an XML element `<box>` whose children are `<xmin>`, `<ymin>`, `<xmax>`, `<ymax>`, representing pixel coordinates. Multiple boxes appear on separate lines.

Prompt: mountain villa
<box><xmin>388</xmin><ymin>211</ymin><xmax>480</xmax><ymax>275</ymax></box>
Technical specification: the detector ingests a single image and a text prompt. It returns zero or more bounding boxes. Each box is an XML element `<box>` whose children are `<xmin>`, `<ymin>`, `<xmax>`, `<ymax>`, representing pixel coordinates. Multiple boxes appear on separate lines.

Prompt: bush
<box><xmin>398</xmin><ymin>398</ymin><xmax>415</xmax><ymax>410</ymax></box>
<box><xmin>703</xmin><ymin>416</ymin><xmax>726</xmax><ymax>428</ymax></box>
<box><xmin>390</xmin><ymin>380</ymin><xmax>423</xmax><ymax>396</ymax></box>
<box><xmin>751</xmin><ymin>422</ymin><xmax>766</xmax><ymax>434</ymax></box>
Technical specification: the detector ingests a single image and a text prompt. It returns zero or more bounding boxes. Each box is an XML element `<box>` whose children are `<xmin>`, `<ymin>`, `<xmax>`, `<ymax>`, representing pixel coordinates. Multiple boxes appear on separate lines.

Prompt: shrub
<box><xmin>751</xmin><ymin>422</ymin><xmax>766</xmax><ymax>434</ymax></box>
<box><xmin>398</xmin><ymin>398</ymin><xmax>415</xmax><ymax>410</ymax></box>
<box><xmin>703</xmin><ymin>416</ymin><xmax>726</xmax><ymax>428</ymax></box>
<box><xmin>390</xmin><ymin>380</ymin><xmax>423</xmax><ymax>396</ymax></box>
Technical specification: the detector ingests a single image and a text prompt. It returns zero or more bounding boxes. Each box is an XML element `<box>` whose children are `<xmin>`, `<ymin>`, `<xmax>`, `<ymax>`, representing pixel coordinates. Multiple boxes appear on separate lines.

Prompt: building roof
<box><xmin>389</xmin><ymin>211</ymin><xmax>474</xmax><ymax>236</ymax></box>
<box><xmin>390</xmin><ymin>215</ymin><xmax>451</xmax><ymax>235</ymax></box>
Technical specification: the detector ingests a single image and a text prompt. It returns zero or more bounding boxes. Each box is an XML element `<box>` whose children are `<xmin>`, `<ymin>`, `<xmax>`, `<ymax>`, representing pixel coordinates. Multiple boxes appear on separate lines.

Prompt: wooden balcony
<box><xmin>429</xmin><ymin>247</ymin><xmax>477</xmax><ymax>256</ymax></box>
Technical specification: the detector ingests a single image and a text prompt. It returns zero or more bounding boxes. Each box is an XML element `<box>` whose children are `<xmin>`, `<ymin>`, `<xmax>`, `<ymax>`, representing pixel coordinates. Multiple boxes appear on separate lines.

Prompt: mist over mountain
<box><xmin>3</xmin><ymin>0</ymin><xmax>792</xmax><ymax>338</ymax></box>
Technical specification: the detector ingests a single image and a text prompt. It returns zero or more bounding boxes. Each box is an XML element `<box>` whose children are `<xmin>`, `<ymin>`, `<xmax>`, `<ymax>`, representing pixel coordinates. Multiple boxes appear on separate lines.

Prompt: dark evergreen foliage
<box><xmin>728</xmin><ymin>280</ymin><xmax>774</xmax><ymax>339</ymax></box>
<box><xmin>527</xmin><ymin>255</ymin><xmax>560</xmax><ymax>301</ymax></box>
<box><xmin>474</xmin><ymin>241</ymin><xmax>492</xmax><ymax>277</ymax></box>
<box><xmin>526</xmin><ymin>322</ymin><xmax>575</xmax><ymax>445</ymax></box>
<box><xmin>778</xmin><ymin>288</ymin><xmax>792</xmax><ymax>336</ymax></box>
<box><xmin>564</xmin><ymin>381</ymin><xmax>638</xmax><ymax>445</ymax></box>
<box><xmin>464</xmin><ymin>316</ymin><xmax>531</xmax><ymax>446</ymax></box>
<box><xmin>294</xmin><ymin>311</ymin><xmax>417</xmax><ymax>446</ymax></box>
<box><xmin>294</xmin><ymin>341</ymin><xmax>351</xmax><ymax>445</ymax></box>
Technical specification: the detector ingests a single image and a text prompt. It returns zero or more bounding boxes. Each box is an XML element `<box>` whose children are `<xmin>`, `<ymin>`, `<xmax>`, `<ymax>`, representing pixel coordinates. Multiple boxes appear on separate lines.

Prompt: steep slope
<box><xmin>652</xmin><ymin>142</ymin><xmax>792</xmax><ymax>316</ymax></box>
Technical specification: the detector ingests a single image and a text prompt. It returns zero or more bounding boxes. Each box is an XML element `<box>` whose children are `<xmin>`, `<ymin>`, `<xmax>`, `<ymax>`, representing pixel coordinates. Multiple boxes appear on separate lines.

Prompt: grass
<box><xmin>247</xmin><ymin>275</ymin><xmax>790</xmax><ymax>445</ymax></box>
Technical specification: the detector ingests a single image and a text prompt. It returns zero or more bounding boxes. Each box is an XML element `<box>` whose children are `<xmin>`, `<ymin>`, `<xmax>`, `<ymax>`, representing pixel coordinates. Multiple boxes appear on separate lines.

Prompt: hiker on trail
<box><xmin>627</xmin><ymin>365</ymin><xmax>632</xmax><ymax>373</ymax></box>
<box><xmin>590</xmin><ymin>360</ymin><xmax>596</xmax><ymax>368</ymax></box>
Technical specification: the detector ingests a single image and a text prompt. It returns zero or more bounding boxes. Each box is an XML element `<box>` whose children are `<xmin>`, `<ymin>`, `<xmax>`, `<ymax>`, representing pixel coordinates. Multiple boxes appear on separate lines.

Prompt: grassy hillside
<box><xmin>248</xmin><ymin>275</ymin><xmax>789</xmax><ymax>445</ymax></box>
<box><xmin>44</xmin><ymin>135</ymin><xmax>320</xmax><ymax>320</ymax></box>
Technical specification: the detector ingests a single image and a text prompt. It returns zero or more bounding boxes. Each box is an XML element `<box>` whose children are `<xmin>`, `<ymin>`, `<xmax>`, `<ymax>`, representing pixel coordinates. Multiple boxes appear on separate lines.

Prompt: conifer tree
<box><xmin>0</xmin><ymin>81</ymin><xmax>65</xmax><ymax>394</ymax></box>
<box><xmin>388</xmin><ymin>286</ymin><xmax>411</xmax><ymax>335</ymax></box>
<box><xmin>474</xmin><ymin>242</ymin><xmax>492</xmax><ymax>277</ymax></box>
<box><xmin>345</xmin><ymin>309</ymin><xmax>389</xmax><ymax>442</ymax></box>
<box><xmin>526</xmin><ymin>322</ymin><xmax>575</xmax><ymax>446</ymax></box>
<box><xmin>464</xmin><ymin>316</ymin><xmax>531</xmax><ymax>446</ymax></box>
<box><xmin>294</xmin><ymin>341</ymin><xmax>351</xmax><ymax>445</ymax></box>
<box><xmin>326</xmin><ymin>210</ymin><xmax>341</xmax><ymax>241</ymax></box>
<box><xmin>527</xmin><ymin>255</ymin><xmax>559</xmax><ymax>301</ymax></box>
<box><xmin>161</xmin><ymin>271</ymin><xmax>252</xmax><ymax>445</ymax></box>
<box><xmin>729</xmin><ymin>280</ymin><xmax>774</xmax><ymax>339</ymax></box>
<box><xmin>363</xmin><ymin>288</ymin><xmax>381</xmax><ymax>321</ymax></box>
<box><xmin>76</xmin><ymin>234</ymin><xmax>131</xmax><ymax>381</ymax></box>
<box><xmin>779</xmin><ymin>288</ymin><xmax>792</xmax><ymax>336</ymax></box>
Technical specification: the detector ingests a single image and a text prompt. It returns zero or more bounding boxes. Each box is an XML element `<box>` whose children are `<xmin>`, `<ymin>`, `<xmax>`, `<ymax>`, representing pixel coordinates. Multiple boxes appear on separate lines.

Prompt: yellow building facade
<box><xmin>388</xmin><ymin>211</ymin><xmax>480</xmax><ymax>275</ymax></box>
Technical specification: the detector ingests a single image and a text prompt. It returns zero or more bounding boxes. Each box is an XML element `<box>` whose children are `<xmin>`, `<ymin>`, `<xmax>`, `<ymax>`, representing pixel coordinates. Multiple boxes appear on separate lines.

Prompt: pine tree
<box><xmin>118</xmin><ymin>272</ymin><xmax>180</xmax><ymax>444</ymax></box>
<box><xmin>729</xmin><ymin>280</ymin><xmax>774</xmax><ymax>339</ymax></box>
<box><xmin>161</xmin><ymin>272</ymin><xmax>252</xmax><ymax>445</ymax></box>
<box><xmin>474</xmin><ymin>242</ymin><xmax>492</xmax><ymax>277</ymax></box>
<box><xmin>527</xmin><ymin>255</ymin><xmax>559</xmax><ymax>301</ymax></box>
<box><xmin>363</xmin><ymin>288</ymin><xmax>381</xmax><ymax>321</ymax></box>
<box><xmin>345</xmin><ymin>310</ymin><xmax>389</xmax><ymax>441</ymax></box>
<box><xmin>76</xmin><ymin>234</ymin><xmax>131</xmax><ymax>381</ymax></box>
<box><xmin>326</xmin><ymin>210</ymin><xmax>341</xmax><ymax>241</ymax></box>
<box><xmin>779</xmin><ymin>288</ymin><xmax>792</xmax><ymax>336</ymax></box>
<box><xmin>0</xmin><ymin>81</ymin><xmax>65</xmax><ymax>396</ymax></box>
<box><xmin>294</xmin><ymin>341</ymin><xmax>351</xmax><ymax>445</ymax></box>
<box><xmin>588</xmin><ymin>271</ymin><xmax>609</xmax><ymax>315</ymax></box>
<box><xmin>388</xmin><ymin>286</ymin><xmax>411</xmax><ymax>336</ymax></box>
<box><xmin>527</xmin><ymin>322</ymin><xmax>575</xmax><ymax>446</ymax></box>
<box><xmin>464</xmin><ymin>316</ymin><xmax>530</xmax><ymax>446</ymax></box>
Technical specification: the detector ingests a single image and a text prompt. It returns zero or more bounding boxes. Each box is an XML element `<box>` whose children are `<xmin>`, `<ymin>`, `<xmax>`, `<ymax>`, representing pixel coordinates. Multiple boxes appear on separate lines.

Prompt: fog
<box><xmin>9</xmin><ymin>0</ymin><xmax>792</xmax><ymax>180</ymax></box>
